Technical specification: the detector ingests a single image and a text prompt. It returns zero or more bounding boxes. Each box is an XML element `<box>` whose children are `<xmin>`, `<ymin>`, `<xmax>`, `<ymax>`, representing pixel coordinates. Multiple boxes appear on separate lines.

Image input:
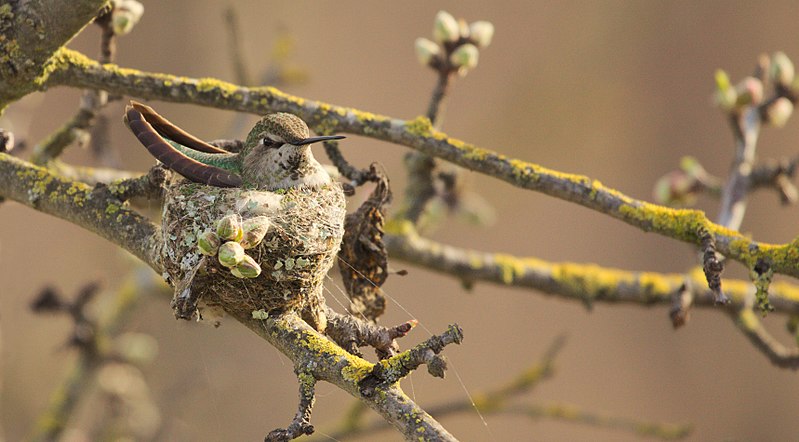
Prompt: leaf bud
<box><xmin>415</xmin><ymin>38</ymin><xmax>441</xmax><ymax>67</ymax></box>
<box><xmin>653</xmin><ymin>170</ymin><xmax>697</xmax><ymax>206</ymax></box>
<box><xmin>231</xmin><ymin>255</ymin><xmax>262</xmax><ymax>279</ymax></box>
<box><xmin>240</xmin><ymin>216</ymin><xmax>271</xmax><ymax>249</ymax></box>
<box><xmin>469</xmin><ymin>21</ymin><xmax>495</xmax><ymax>48</ymax></box>
<box><xmin>713</xmin><ymin>69</ymin><xmax>737</xmax><ymax>111</ymax></box>
<box><xmin>764</xmin><ymin>97</ymin><xmax>794</xmax><ymax>128</ymax></box>
<box><xmin>216</xmin><ymin>214</ymin><xmax>243</xmax><ymax>242</ymax></box>
<box><xmin>218</xmin><ymin>241</ymin><xmax>245</xmax><ymax>268</ymax></box>
<box><xmin>197</xmin><ymin>231</ymin><xmax>221</xmax><ymax>256</ymax></box>
<box><xmin>433</xmin><ymin>10</ymin><xmax>460</xmax><ymax>44</ymax></box>
<box><xmin>111</xmin><ymin>0</ymin><xmax>144</xmax><ymax>36</ymax></box>
<box><xmin>458</xmin><ymin>19</ymin><xmax>470</xmax><ymax>39</ymax></box>
<box><xmin>771</xmin><ymin>51</ymin><xmax>795</xmax><ymax>88</ymax></box>
<box><xmin>734</xmin><ymin>77</ymin><xmax>764</xmax><ymax>106</ymax></box>
<box><xmin>450</xmin><ymin>43</ymin><xmax>479</xmax><ymax>71</ymax></box>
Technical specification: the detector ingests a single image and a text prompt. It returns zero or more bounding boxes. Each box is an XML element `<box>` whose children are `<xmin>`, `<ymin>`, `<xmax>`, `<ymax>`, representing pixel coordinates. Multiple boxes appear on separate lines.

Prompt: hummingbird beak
<box><xmin>295</xmin><ymin>135</ymin><xmax>346</xmax><ymax>146</ymax></box>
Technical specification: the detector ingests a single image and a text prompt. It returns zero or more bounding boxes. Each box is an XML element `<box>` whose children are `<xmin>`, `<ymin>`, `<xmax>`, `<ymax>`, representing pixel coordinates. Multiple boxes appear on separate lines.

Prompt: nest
<box><xmin>160</xmin><ymin>178</ymin><xmax>346</xmax><ymax>329</ymax></box>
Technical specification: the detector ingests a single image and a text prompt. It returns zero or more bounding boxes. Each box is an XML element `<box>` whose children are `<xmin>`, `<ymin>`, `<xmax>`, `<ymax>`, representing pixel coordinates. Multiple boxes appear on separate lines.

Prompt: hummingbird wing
<box><xmin>128</xmin><ymin>100</ymin><xmax>230</xmax><ymax>154</ymax></box>
<box><xmin>125</xmin><ymin>104</ymin><xmax>244</xmax><ymax>188</ymax></box>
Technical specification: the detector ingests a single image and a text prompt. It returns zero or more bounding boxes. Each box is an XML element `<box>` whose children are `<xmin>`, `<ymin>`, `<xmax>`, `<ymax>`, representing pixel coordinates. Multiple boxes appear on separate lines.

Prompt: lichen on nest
<box><xmin>160</xmin><ymin>177</ymin><xmax>346</xmax><ymax>331</ymax></box>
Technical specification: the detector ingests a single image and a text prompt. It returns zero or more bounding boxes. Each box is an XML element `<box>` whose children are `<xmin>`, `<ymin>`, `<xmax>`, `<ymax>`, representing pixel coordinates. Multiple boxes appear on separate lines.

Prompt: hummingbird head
<box><xmin>244</xmin><ymin>112</ymin><xmax>344</xmax><ymax>152</ymax></box>
<box><xmin>241</xmin><ymin>112</ymin><xmax>345</xmax><ymax>190</ymax></box>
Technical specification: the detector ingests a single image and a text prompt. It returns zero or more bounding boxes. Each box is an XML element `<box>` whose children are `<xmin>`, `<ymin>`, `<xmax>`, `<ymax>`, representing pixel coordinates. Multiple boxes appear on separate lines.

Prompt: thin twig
<box><xmin>734</xmin><ymin>308</ymin><xmax>799</xmax><ymax>369</ymax></box>
<box><xmin>28</xmin><ymin>268</ymin><xmax>167</xmax><ymax>441</ymax></box>
<box><xmin>317</xmin><ymin>335</ymin><xmax>690</xmax><ymax>441</ymax></box>
<box><xmin>716</xmin><ymin>107</ymin><xmax>760</xmax><ymax>229</ymax></box>
<box><xmin>29</xmin><ymin>5</ymin><xmax>118</xmax><ymax>166</ymax></box>
<box><xmin>401</xmin><ymin>69</ymin><xmax>454</xmax><ymax>224</ymax></box>
<box><xmin>223</xmin><ymin>6</ymin><xmax>251</xmax><ymax>86</ymax></box>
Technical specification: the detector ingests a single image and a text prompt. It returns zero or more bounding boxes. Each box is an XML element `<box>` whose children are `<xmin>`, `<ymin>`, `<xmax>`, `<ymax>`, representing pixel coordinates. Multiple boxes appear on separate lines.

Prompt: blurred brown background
<box><xmin>3</xmin><ymin>1</ymin><xmax>799</xmax><ymax>441</ymax></box>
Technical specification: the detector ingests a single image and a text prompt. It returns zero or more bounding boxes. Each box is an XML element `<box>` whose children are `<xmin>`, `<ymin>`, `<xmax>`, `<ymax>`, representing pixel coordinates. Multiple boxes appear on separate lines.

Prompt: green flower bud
<box><xmin>197</xmin><ymin>231</ymin><xmax>221</xmax><ymax>256</ymax></box>
<box><xmin>240</xmin><ymin>216</ymin><xmax>271</xmax><ymax>249</ymax></box>
<box><xmin>771</xmin><ymin>51</ymin><xmax>795</xmax><ymax>88</ymax></box>
<box><xmin>765</xmin><ymin>97</ymin><xmax>793</xmax><ymax>128</ymax></box>
<box><xmin>713</xmin><ymin>69</ymin><xmax>737</xmax><ymax>111</ymax></box>
<box><xmin>231</xmin><ymin>255</ymin><xmax>262</xmax><ymax>279</ymax></box>
<box><xmin>433</xmin><ymin>10</ymin><xmax>459</xmax><ymax>44</ymax></box>
<box><xmin>653</xmin><ymin>170</ymin><xmax>697</xmax><ymax>206</ymax></box>
<box><xmin>734</xmin><ymin>77</ymin><xmax>764</xmax><ymax>106</ymax></box>
<box><xmin>111</xmin><ymin>0</ymin><xmax>144</xmax><ymax>36</ymax></box>
<box><xmin>218</xmin><ymin>241</ymin><xmax>245</xmax><ymax>268</ymax></box>
<box><xmin>450</xmin><ymin>43</ymin><xmax>479</xmax><ymax>70</ymax></box>
<box><xmin>415</xmin><ymin>38</ymin><xmax>441</xmax><ymax>67</ymax></box>
<box><xmin>469</xmin><ymin>21</ymin><xmax>494</xmax><ymax>48</ymax></box>
<box><xmin>458</xmin><ymin>19</ymin><xmax>470</xmax><ymax>40</ymax></box>
<box><xmin>679</xmin><ymin>156</ymin><xmax>703</xmax><ymax>177</ymax></box>
<box><xmin>216</xmin><ymin>214</ymin><xmax>243</xmax><ymax>242</ymax></box>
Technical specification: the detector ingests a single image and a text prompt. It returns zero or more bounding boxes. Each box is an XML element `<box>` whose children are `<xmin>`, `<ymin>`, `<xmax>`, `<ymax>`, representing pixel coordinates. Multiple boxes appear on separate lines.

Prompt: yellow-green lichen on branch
<box><xmin>385</xmin><ymin>218</ymin><xmax>417</xmax><ymax>236</ymax></box>
<box><xmin>405</xmin><ymin>116</ymin><xmax>434</xmax><ymax>137</ymax></box>
<box><xmin>618</xmin><ymin>202</ymin><xmax>710</xmax><ymax>240</ymax></box>
<box><xmin>341</xmin><ymin>360</ymin><xmax>373</xmax><ymax>384</ymax></box>
<box><xmin>196</xmin><ymin>77</ymin><xmax>240</xmax><ymax>97</ymax></box>
<box><xmin>493</xmin><ymin>253</ymin><xmax>536</xmax><ymax>284</ymax></box>
<box><xmin>296</xmin><ymin>329</ymin><xmax>373</xmax><ymax>383</ymax></box>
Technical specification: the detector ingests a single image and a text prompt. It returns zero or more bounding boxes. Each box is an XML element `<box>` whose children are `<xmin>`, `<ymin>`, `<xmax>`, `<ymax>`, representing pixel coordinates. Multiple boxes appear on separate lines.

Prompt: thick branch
<box><xmin>0</xmin><ymin>153</ymin><xmax>162</xmax><ymax>272</ymax></box>
<box><xmin>39</xmin><ymin>50</ymin><xmax>799</xmax><ymax>279</ymax></box>
<box><xmin>0</xmin><ymin>0</ymin><xmax>108</xmax><ymax>108</ymax></box>
<box><xmin>235</xmin><ymin>311</ymin><xmax>458</xmax><ymax>441</ymax></box>
<box><xmin>384</xmin><ymin>222</ymin><xmax>799</xmax><ymax>314</ymax></box>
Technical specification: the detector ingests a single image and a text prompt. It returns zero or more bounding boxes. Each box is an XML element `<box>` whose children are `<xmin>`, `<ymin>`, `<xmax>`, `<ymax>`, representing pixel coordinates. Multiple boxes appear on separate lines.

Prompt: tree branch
<box><xmin>0</xmin><ymin>153</ymin><xmax>162</xmax><ymax>272</ymax></box>
<box><xmin>734</xmin><ymin>308</ymin><xmax>799</xmax><ymax>369</ymax></box>
<box><xmin>29</xmin><ymin>268</ymin><xmax>166</xmax><ymax>441</ymax></box>
<box><xmin>235</xmin><ymin>310</ymin><xmax>458</xmax><ymax>441</ymax></box>
<box><xmin>0</xmin><ymin>151</ymin><xmax>461</xmax><ymax>439</ymax></box>
<box><xmin>0</xmin><ymin>0</ymin><xmax>108</xmax><ymax>109</ymax></box>
<box><xmin>383</xmin><ymin>221</ymin><xmax>799</xmax><ymax>314</ymax></box>
<box><xmin>318</xmin><ymin>335</ymin><xmax>691</xmax><ymax>440</ymax></box>
<box><xmin>36</xmin><ymin>50</ymin><xmax>799</xmax><ymax>280</ymax></box>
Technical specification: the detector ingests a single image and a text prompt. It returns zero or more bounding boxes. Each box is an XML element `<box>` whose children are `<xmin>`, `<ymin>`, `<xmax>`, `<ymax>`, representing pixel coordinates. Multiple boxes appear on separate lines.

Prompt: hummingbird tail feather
<box><xmin>128</xmin><ymin>100</ymin><xmax>230</xmax><ymax>154</ymax></box>
<box><xmin>125</xmin><ymin>104</ymin><xmax>243</xmax><ymax>188</ymax></box>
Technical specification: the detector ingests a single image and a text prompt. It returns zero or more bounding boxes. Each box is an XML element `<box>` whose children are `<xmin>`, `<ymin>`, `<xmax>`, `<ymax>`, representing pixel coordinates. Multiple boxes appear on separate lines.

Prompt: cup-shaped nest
<box><xmin>160</xmin><ymin>179</ymin><xmax>346</xmax><ymax>325</ymax></box>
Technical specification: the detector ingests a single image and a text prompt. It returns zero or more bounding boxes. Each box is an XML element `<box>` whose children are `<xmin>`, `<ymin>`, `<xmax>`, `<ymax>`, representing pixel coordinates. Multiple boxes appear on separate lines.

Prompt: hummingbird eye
<box><xmin>262</xmin><ymin>138</ymin><xmax>280</xmax><ymax>149</ymax></box>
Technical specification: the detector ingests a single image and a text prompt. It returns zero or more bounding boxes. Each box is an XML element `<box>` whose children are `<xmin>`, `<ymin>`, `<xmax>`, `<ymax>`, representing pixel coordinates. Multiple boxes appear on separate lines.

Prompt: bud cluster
<box><xmin>653</xmin><ymin>156</ymin><xmax>718</xmax><ymax>206</ymax></box>
<box><xmin>111</xmin><ymin>0</ymin><xmax>144</xmax><ymax>36</ymax></box>
<box><xmin>197</xmin><ymin>214</ymin><xmax>271</xmax><ymax>279</ymax></box>
<box><xmin>714</xmin><ymin>51</ymin><xmax>797</xmax><ymax>127</ymax></box>
<box><xmin>415</xmin><ymin>10</ymin><xmax>494</xmax><ymax>76</ymax></box>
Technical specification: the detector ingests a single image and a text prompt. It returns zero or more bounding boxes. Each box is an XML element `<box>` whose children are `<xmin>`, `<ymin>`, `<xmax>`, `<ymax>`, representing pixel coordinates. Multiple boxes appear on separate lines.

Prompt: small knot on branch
<box><xmin>325</xmin><ymin>308</ymin><xmax>418</xmax><ymax>359</ymax></box>
<box><xmin>698</xmin><ymin>228</ymin><xmax>729</xmax><ymax>304</ymax></box>
<box><xmin>669</xmin><ymin>282</ymin><xmax>694</xmax><ymax>328</ymax></box>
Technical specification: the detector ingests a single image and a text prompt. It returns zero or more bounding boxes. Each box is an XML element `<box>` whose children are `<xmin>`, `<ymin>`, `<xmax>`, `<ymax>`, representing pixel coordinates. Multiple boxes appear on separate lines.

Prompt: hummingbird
<box><xmin>124</xmin><ymin>100</ymin><xmax>345</xmax><ymax>190</ymax></box>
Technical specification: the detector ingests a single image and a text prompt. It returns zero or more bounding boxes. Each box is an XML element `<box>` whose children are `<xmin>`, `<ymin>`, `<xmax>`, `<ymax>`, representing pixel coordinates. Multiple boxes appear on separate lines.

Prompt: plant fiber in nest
<box><xmin>160</xmin><ymin>178</ymin><xmax>346</xmax><ymax>330</ymax></box>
